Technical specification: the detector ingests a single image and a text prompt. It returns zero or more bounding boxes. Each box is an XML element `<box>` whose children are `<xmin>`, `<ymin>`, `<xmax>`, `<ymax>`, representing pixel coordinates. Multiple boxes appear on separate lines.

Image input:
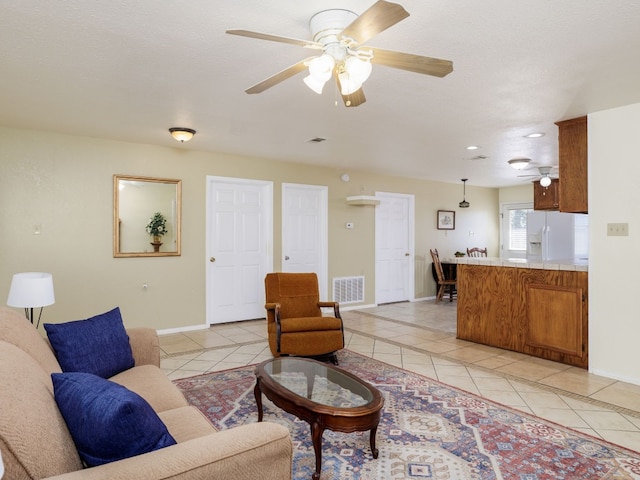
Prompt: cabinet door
<box><xmin>556</xmin><ymin>116</ymin><xmax>588</xmax><ymax>213</ymax></box>
<box><xmin>525</xmin><ymin>283</ymin><xmax>586</xmax><ymax>365</ymax></box>
<box><xmin>533</xmin><ymin>179</ymin><xmax>559</xmax><ymax>210</ymax></box>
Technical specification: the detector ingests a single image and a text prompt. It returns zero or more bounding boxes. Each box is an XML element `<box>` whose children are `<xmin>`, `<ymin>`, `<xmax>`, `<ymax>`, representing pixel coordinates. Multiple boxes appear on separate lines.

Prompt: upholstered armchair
<box><xmin>264</xmin><ymin>272</ymin><xmax>344</xmax><ymax>364</ymax></box>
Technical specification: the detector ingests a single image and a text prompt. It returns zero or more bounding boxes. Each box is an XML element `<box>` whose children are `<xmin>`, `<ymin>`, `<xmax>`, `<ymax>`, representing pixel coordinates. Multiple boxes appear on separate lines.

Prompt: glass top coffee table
<box><xmin>254</xmin><ymin>357</ymin><xmax>384</xmax><ymax>480</ymax></box>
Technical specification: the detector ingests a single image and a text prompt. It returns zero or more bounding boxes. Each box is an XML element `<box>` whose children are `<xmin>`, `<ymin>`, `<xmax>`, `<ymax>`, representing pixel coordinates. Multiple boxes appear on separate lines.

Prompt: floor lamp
<box><xmin>7</xmin><ymin>272</ymin><xmax>55</xmax><ymax>328</ymax></box>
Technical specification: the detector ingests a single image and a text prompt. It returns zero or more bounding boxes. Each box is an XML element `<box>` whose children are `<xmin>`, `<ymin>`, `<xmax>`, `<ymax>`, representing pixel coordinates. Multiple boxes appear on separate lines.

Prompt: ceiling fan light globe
<box><xmin>344</xmin><ymin>56</ymin><xmax>372</xmax><ymax>84</ymax></box>
<box><xmin>303</xmin><ymin>74</ymin><xmax>327</xmax><ymax>94</ymax></box>
<box><xmin>308</xmin><ymin>54</ymin><xmax>335</xmax><ymax>80</ymax></box>
<box><xmin>539</xmin><ymin>175</ymin><xmax>552</xmax><ymax>187</ymax></box>
<box><xmin>338</xmin><ymin>71</ymin><xmax>361</xmax><ymax>95</ymax></box>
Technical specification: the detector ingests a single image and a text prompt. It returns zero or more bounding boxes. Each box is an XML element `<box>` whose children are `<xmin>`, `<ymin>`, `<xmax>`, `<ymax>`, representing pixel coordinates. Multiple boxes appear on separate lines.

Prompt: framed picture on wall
<box><xmin>437</xmin><ymin>210</ymin><xmax>455</xmax><ymax>230</ymax></box>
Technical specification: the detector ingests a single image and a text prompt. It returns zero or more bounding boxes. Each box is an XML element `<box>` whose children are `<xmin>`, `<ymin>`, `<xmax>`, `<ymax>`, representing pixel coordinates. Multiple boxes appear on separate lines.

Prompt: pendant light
<box><xmin>459</xmin><ymin>178</ymin><xmax>470</xmax><ymax>208</ymax></box>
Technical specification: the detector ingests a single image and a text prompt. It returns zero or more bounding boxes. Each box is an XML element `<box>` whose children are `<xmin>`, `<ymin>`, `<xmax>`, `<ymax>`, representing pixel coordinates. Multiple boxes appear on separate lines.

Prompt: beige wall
<box><xmin>0</xmin><ymin>126</ymin><xmax>500</xmax><ymax>331</ymax></box>
<box><xmin>589</xmin><ymin>102</ymin><xmax>640</xmax><ymax>385</ymax></box>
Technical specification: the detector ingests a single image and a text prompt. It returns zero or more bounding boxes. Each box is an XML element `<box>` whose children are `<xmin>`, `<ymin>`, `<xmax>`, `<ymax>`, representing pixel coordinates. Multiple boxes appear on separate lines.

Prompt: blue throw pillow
<box><xmin>52</xmin><ymin>372</ymin><xmax>176</xmax><ymax>467</ymax></box>
<box><xmin>45</xmin><ymin>307</ymin><xmax>135</xmax><ymax>378</ymax></box>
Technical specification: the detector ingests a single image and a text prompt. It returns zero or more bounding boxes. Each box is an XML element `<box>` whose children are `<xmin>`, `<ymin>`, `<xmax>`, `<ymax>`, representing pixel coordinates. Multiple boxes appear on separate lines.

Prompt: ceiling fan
<box><xmin>518</xmin><ymin>166</ymin><xmax>559</xmax><ymax>187</ymax></box>
<box><xmin>226</xmin><ymin>0</ymin><xmax>453</xmax><ymax>107</ymax></box>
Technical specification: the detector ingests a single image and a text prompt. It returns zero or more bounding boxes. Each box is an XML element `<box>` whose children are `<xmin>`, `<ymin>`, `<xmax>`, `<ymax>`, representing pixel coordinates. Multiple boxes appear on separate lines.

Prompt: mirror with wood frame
<box><xmin>113</xmin><ymin>175</ymin><xmax>182</xmax><ymax>257</ymax></box>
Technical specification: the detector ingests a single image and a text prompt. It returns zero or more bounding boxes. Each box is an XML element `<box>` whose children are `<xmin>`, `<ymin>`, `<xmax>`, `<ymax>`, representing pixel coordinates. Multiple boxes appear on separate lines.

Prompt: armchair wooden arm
<box><xmin>318</xmin><ymin>301</ymin><xmax>341</xmax><ymax>318</ymax></box>
<box><xmin>265</xmin><ymin>302</ymin><xmax>283</xmax><ymax>352</ymax></box>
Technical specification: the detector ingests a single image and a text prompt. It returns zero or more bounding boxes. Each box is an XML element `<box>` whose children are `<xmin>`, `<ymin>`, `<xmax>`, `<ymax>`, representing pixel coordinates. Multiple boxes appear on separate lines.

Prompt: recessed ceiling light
<box><xmin>466</xmin><ymin>145</ymin><xmax>479</xmax><ymax>150</ymax></box>
<box><xmin>524</xmin><ymin>132</ymin><xmax>545</xmax><ymax>138</ymax></box>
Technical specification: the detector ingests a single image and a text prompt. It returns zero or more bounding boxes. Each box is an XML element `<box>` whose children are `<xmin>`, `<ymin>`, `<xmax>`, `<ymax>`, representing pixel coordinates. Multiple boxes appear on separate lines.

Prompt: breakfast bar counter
<box><xmin>446</xmin><ymin>257</ymin><xmax>588</xmax><ymax>368</ymax></box>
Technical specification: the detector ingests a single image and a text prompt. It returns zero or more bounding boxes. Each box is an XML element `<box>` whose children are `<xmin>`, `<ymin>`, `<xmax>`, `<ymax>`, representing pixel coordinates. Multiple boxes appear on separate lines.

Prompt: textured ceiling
<box><xmin>1</xmin><ymin>1</ymin><xmax>640</xmax><ymax>187</ymax></box>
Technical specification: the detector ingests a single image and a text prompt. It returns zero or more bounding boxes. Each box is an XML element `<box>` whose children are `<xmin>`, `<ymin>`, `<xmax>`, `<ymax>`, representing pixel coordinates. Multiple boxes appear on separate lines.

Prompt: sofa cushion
<box><xmin>52</xmin><ymin>372</ymin><xmax>177</xmax><ymax>467</ymax></box>
<box><xmin>158</xmin><ymin>406</ymin><xmax>217</xmax><ymax>442</ymax></box>
<box><xmin>110</xmin><ymin>364</ymin><xmax>189</xmax><ymax>412</ymax></box>
<box><xmin>45</xmin><ymin>307</ymin><xmax>135</xmax><ymax>378</ymax></box>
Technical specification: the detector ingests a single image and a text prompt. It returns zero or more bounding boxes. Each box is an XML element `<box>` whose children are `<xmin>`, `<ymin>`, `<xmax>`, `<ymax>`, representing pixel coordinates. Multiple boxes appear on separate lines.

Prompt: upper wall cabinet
<box><xmin>556</xmin><ymin>116</ymin><xmax>588</xmax><ymax>213</ymax></box>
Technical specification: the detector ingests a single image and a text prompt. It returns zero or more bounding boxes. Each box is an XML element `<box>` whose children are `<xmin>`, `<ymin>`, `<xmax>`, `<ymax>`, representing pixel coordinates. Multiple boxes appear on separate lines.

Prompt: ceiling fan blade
<box><xmin>340</xmin><ymin>0</ymin><xmax>409</xmax><ymax>45</ymax></box>
<box><xmin>343</xmin><ymin>87</ymin><xmax>366</xmax><ymax>107</ymax></box>
<box><xmin>245</xmin><ymin>58</ymin><xmax>313</xmax><ymax>94</ymax></box>
<box><xmin>226</xmin><ymin>29</ymin><xmax>322</xmax><ymax>50</ymax></box>
<box><xmin>369</xmin><ymin>47</ymin><xmax>453</xmax><ymax>77</ymax></box>
<box><xmin>335</xmin><ymin>76</ymin><xmax>366</xmax><ymax>107</ymax></box>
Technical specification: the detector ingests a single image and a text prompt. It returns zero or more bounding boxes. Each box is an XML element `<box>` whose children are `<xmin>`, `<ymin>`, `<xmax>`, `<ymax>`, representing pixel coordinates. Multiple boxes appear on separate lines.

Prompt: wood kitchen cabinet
<box><xmin>556</xmin><ymin>116</ymin><xmax>588</xmax><ymax>213</ymax></box>
<box><xmin>533</xmin><ymin>178</ymin><xmax>559</xmax><ymax>210</ymax></box>
<box><xmin>457</xmin><ymin>264</ymin><xmax>588</xmax><ymax>368</ymax></box>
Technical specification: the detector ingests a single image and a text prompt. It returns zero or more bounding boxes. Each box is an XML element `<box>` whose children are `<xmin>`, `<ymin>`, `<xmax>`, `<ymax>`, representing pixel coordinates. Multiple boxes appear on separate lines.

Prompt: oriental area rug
<box><xmin>174</xmin><ymin>350</ymin><xmax>640</xmax><ymax>479</ymax></box>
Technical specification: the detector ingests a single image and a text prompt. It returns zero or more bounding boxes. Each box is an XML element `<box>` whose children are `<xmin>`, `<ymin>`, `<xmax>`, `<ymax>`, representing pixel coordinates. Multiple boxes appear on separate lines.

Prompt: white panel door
<box><xmin>206</xmin><ymin>177</ymin><xmax>273</xmax><ymax>324</ymax></box>
<box><xmin>282</xmin><ymin>183</ymin><xmax>328</xmax><ymax>299</ymax></box>
<box><xmin>375</xmin><ymin>192</ymin><xmax>415</xmax><ymax>304</ymax></box>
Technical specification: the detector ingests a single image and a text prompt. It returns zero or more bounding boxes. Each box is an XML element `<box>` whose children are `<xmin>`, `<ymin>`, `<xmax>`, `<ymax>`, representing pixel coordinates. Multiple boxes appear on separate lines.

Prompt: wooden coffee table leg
<box><xmin>311</xmin><ymin>421</ymin><xmax>324</xmax><ymax>480</ymax></box>
<box><xmin>254</xmin><ymin>380</ymin><xmax>264</xmax><ymax>422</ymax></box>
<box><xmin>369</xmin><ymin>425</ymin><xmax>379</xmax><ymax>458</ymax></box>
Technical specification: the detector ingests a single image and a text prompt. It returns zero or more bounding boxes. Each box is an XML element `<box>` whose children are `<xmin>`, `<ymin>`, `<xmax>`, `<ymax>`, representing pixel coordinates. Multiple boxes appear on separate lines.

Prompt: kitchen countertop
<box><xmin>441</xmin><ymin>256</ymin><xmax>588</xmax><ymax>272</ymax></box>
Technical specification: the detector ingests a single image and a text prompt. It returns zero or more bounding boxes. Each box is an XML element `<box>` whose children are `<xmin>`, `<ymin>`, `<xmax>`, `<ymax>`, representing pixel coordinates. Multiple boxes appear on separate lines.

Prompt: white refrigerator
<box><xmin>526</xmin><ymin>211</ymin><xmax>588</xmax><ymax>261</ymax></box>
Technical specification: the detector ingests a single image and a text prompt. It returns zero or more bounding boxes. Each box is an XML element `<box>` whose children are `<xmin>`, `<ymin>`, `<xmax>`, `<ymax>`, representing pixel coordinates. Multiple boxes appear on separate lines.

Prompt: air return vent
<box><xmin>333</xmin><ymin>276</ymin><xmax>364</xmax><ymax>304</ymax></box>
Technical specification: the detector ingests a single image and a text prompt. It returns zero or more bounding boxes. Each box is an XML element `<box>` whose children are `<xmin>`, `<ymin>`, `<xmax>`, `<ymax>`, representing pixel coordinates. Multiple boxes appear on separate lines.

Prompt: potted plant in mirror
<box><xmin>146</xmin><ymin>212</ymin><xmax>167</xmax><ymax>252</ymax></box>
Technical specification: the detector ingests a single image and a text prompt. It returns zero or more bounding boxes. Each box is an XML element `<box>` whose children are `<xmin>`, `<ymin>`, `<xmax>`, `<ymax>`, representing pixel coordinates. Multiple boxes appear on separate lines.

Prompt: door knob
<box><xmin>210</xmin><ymin>257</ymin><xmax>216</xmax><ymax>263</ymax></box>
<box><xmin>405</xmin><ymin>253</ymin><xmax>410</xmax><ymax>256</ymax></box>
<box><xmin>285</xmin><ymin>256</ymin><xmax>290</xmax><ymax>260</ymax></box>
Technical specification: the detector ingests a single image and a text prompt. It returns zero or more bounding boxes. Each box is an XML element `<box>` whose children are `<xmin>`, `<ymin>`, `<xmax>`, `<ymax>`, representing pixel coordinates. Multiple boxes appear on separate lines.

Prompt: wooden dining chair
<box><xmin>430</xmin><ymin>249</ymin><xmax>456</xmax><ymax>303</ymax></box>
<box><xmin>466</xmin><ymin>247</ymin><xmax>488</xmax><ymax>257</ymax></box>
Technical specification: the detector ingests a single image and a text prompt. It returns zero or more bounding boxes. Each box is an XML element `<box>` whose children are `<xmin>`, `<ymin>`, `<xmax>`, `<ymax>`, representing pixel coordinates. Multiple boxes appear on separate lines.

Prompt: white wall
<box><xmin>589</xmin><ymin>102</ymin><xmax>640</xmax><ymax>384</ymax></box>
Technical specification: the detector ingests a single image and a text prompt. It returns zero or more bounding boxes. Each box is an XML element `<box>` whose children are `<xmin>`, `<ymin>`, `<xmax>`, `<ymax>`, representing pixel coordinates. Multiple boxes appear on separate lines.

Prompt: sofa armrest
<box><xmin>126</xmin><ymin>327</ymin><xmax>160</xmax><ymax>367</ymax></box>
<box><xmin>44</xmin><ymin>422</ymin><xmax>292</xmax><ymax>480</ymax></box>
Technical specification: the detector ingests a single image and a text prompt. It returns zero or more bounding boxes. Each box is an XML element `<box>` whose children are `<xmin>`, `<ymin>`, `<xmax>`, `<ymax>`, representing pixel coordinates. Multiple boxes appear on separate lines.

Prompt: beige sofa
<box><xmin>0</xmin><ymin>306</ymin><xmax>292</xmax><ymax>480</ymax></box>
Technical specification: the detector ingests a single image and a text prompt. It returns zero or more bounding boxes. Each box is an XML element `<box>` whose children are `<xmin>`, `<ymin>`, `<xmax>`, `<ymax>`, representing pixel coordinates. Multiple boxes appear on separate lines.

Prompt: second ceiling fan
<box><xmin>226</xmin><ymin>0</ymin><xmax>454</xmax><ymax>107</ymax></box>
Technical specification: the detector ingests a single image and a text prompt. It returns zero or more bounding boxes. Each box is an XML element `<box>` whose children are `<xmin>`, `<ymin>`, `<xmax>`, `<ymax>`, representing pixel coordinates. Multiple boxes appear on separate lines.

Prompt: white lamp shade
<box><xmin>7</xmin><ymin>272</ymin><xmax>55</xmax><ymax>308</ymax></box>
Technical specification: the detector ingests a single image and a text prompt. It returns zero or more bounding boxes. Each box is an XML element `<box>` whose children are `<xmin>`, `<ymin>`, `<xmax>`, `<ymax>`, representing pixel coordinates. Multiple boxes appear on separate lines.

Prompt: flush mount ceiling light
<box><xmin>459</xmin><ymin>178</ymin><xmax>470</xmax><ymax>208</ymax></box>
<box><xmin>466</xmin><ymin>145</ymin><xmax>479</xmax><ymax>150</ymax></box>
<box><xmin>168</xmin><ymin>128</ymin><xmax>196</xmax><ymax>143</ymax></box>
<box><xmin>524</xmin><ymin>132</ymin><xmax>545</xmax><ymax>138</ymax></box>
<box><xmin>508</xmin><ymin>158</ymin><xmax>531</xmax><ymax>170</ymax></box>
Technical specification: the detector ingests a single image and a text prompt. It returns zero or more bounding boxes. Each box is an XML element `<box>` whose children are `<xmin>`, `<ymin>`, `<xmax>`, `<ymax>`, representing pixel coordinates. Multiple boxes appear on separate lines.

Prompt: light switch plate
<box><xmin>607</xmin><ymin>223</ymin><xmax>628</xmax><ymax>236</ymax></box>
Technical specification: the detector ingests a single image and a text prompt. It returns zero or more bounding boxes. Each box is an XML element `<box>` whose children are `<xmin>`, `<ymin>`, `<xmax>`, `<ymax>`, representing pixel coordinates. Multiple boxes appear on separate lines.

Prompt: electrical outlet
<box><xmin>607</xmin><ymin>223</ymin><xmax>629</xmax><ymax>236</ymax></box>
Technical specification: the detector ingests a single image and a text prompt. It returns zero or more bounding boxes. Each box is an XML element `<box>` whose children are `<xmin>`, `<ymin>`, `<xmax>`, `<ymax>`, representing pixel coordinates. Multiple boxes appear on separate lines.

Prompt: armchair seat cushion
<box><xmin>272</xmin><ymin>316</ymin><xmax>343</xmax><ymax>333</ymax></box>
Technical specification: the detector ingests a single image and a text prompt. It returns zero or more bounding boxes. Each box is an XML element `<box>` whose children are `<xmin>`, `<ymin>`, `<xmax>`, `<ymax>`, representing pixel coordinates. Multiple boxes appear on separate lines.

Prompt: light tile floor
<box><xmin>160</xmin><ymin>300</ymin><xmax>640</xmax><ymax>453</ymax></box>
